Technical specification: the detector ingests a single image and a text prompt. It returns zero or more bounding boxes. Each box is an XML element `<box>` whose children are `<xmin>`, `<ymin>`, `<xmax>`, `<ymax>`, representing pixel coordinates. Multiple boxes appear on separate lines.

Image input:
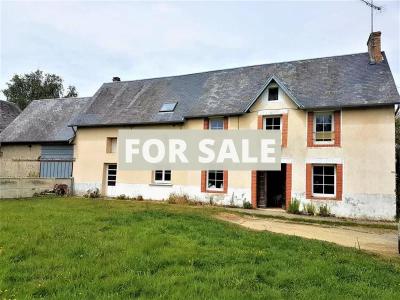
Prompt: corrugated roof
<box><xmin>72</xmin><ymin>52</ymin><xmax>400</xmax><ymax>127</ymax></box>
<box><xmin>0</xmin><ymin>100</ymin><xmax>21</xmax><ymax>133</ymax></box>
<box><xmin>0</xmin><ymin>97</ymin><xmax>90</xmax><ymax>144</ymax></box>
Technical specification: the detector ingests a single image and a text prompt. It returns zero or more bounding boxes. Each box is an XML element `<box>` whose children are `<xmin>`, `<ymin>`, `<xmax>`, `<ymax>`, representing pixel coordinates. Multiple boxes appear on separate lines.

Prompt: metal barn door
<box><xmin>40</xmin><ymin>145</ymin><xmax>73</xmax><ymax>178</ymax></box>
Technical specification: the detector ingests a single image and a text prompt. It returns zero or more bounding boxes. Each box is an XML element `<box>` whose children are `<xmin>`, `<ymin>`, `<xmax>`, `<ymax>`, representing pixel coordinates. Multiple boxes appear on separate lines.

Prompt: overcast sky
<box><xmin>1</xmin><ymin>0</ymin><xmax>399</xmax><ymax>99</ymax></box>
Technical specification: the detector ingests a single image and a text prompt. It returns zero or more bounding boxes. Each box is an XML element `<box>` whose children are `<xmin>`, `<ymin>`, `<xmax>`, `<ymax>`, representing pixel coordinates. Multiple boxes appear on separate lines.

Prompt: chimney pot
<box><xmin>367</xmin><ymin>31</ymin><xmax>383</xmax><ymax>64</ymax></box>
<box><xmin>112</xmin><ymin>76</ymin><xmax>121</xmax><ymax>82</ymax></box>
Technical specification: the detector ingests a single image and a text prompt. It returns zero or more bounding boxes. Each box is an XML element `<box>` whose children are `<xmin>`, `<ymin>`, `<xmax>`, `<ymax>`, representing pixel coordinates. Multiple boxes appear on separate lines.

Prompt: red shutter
<box><xmin>307</xmin><ymin>112</ymin><xmax>314</xmax><ymax>147</ymax></box>
<box><xmin>285</xmin><ymin>163</ymin><xmax>292</xmax><ymax>209</ymax></box>
<box><xmin>336</xmin><ymin>164</ymin><xmax>343</xmax><ymax>200</ymax></box>
<box><xmin>306</xmin><ymin>163</ymin><xmax>312</xmax><ymax>199</ymax></box>
<box><xmin>281</xmin><ymin>113</ymin><xmax>288</xmax><ymax>147</ymax></box>
<box><xmin>251</xmin><ymin>170</ymin><xmax>257</xmax><ymax>208</ymax></box>
<box><xmin>334</xmin><ymin>111</ymin><xmax>341</xmax><ymax>147</ymax></box>
<box><xmin>257</xmin><ymin>115</ymin><xmax>263</xmax><ymax>129</ymax></box>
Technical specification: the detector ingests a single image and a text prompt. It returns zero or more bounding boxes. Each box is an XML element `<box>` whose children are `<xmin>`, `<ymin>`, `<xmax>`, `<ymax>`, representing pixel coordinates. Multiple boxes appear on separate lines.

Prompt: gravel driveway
<box><xmin>217</xmin><ymin>213</ymin><xmax>398</xmax><ymax>257</ymax></box>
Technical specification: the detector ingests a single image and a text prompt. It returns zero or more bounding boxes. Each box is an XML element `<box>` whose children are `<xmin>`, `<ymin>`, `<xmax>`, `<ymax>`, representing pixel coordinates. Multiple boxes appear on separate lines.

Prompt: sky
<box><xmin>1</xmin><ymin>0</ymin><xmax>399</xmax><ymax>99</ymax></box>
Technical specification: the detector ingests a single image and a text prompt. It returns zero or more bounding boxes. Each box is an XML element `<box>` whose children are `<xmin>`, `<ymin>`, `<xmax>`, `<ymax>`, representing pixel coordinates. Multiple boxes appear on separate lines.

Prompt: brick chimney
<box><xmin>367</xmin><ymin>31</ymin><xmax>383</xmax><ymax>64</ymax></box>
<box><xmin>112</xmin><ymin>76</ymin><xmax>121</xmax><ymax>82</ymax></box>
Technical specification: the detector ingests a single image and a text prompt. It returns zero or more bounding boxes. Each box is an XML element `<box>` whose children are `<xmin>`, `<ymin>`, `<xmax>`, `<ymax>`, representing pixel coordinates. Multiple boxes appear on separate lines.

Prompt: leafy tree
<box><xmin>65</xmin><ymin>85</ymin><xmax>78</xmax><ymax>98</ymax></box>
<box><xmin>2</xmin><ymin>70</ymin><xmax>78</xmax><ymax>110</ymax></box>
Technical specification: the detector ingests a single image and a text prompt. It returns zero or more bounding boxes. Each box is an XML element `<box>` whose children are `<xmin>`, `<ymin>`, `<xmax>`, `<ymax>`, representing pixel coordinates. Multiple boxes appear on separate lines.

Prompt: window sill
<box><xmin>149</xmin><ymin>183</ymin><xmax>173</xmax><ymax>187</ymax></box>
<box><xmin>310</xmin><ymin>195</ymin><xmax>340</xmax><ymax>201</ymax></box>
<box><xmin>205</xmin><ymin>189</ymin><xmax>226</xmax><ymax>194</ymax></box>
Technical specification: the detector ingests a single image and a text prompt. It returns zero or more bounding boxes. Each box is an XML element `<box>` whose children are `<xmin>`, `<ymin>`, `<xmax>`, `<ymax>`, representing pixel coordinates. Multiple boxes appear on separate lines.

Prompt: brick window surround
<box><xmin>257</xmin><ymin>114</ymin><xmax>288</xmax><ymax>147</ymax></box>
<box><xmin>306</xmin><ymin>163</ymin><xmax>343</xmax><ymax>200</ymax></box>
<box><xmin>201</xmin><ymin>117</ymin><xmax>228</xmax><ymax>193</ymax></box>
<box><xmin>307</xmin><ymin>111</ymin><xmax>341</xmax><ymax>147</ymax></box>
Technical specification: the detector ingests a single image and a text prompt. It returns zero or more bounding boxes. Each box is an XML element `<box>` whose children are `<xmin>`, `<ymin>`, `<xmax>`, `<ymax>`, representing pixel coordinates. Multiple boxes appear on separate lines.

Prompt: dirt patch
<box><xmin>217</xmin><ymin>213</ymin><xmax>399</xmax><ymax>257</ymax></box>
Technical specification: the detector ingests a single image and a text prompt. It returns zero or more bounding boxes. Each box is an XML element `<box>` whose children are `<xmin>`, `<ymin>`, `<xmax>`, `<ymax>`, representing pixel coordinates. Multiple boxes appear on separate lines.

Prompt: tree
<box><xmin>2</xmin><ymin>70</ymin><xmax>78</xmax><ymax>110</ymax></box>
<box><xmin>65</xmin><ymin>85</ymin><xmax>78</xmax><ymax>98</ymax></box>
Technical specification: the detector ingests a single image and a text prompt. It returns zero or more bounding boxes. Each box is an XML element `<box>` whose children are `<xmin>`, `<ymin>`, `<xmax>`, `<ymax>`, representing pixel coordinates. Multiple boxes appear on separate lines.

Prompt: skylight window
<box><xmin>159</xmin><ymin>102</ymin><xmax>177</xmax><ymax>112</ymax></box>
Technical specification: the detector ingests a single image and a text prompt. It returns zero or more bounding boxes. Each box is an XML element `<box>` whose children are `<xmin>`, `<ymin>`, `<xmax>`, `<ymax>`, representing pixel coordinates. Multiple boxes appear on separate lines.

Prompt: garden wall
<box><xmin>0</xmin><ymin>178</ymin><xmax>73</xmax><ymax>199</ymax></box>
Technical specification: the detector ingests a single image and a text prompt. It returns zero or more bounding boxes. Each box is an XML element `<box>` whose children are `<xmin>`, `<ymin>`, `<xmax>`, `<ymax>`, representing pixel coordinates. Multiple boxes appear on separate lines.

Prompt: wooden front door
<box><xmin>257</xmin><ymin>171</ymin><xmax>267</xmax><ymax>208</ymax></box>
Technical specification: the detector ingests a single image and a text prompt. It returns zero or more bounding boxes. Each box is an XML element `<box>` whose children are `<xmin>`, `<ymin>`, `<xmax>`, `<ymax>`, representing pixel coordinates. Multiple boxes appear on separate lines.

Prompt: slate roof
<box><xmin>72</xmin><ymin>52</ymin><xmax>400</xmax><ymax>127</ymax></box>
<box><xmin>0</xmin><ymin>100</ymin><xmax>21</xmax><ymax>133</ymax></box>
<box><xmin>0</xmin><ymin>97</ymin><xmax>90</xmax><ymax>144</ymax></box>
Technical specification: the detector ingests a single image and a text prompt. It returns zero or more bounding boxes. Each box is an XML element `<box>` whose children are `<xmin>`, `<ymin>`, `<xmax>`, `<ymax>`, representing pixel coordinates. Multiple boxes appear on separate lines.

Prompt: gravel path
<box><xmin>217</xmin><ymin>213</ymin><xmax>398</xmax><ymax>257</ymax></box>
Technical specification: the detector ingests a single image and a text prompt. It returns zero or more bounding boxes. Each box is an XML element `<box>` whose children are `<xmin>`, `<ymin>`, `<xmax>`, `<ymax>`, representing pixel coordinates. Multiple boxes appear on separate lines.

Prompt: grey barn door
<box><xmin>40</xmin><ymin>145</ymin><xmax>73</xmax><ymax>178</ymax></box>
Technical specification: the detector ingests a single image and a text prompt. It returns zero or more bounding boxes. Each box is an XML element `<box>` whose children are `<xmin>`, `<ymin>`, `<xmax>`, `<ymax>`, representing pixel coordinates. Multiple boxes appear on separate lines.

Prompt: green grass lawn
<box><xmin>0</xmin><ymin>197</ymin><xmax>399</xmax><ymax>299</ymax></box>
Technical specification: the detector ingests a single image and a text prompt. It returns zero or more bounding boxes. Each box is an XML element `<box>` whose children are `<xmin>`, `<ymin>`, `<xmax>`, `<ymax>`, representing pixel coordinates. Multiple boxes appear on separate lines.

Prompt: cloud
<box><xmin>1</xmin><ymin>1</ymin><xmax>399</xmax><ymax>98</ymax></box>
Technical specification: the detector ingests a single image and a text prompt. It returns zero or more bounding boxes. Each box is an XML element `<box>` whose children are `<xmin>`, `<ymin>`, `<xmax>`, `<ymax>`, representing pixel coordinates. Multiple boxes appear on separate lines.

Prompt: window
<box><xmin>312</xmin><ymin>165</ymin><xmax>335</xmax><ymax>196</ymax></box>
<box><xmin>159</xmin><ymin>102</ymin><xmax>177</xmax><ymax>112</ymax></box>
<box><xmin>268</xmin><ymin>87</ymin><xmax>279</xmax><ymax>101</ymax></box>
<box><xmin>106</xmin><ymin>137</ymin><xmax>117</xmax><ymax>153</ymax></box>
<box><xmin>265</xmin><ymin>117</ymin><xmax>281</xmax><ymax>130</ymax></box>
<box><xmin>207</xmin><ymin>170</ymin><xmax>224</xmax><ymax>190</ymax></box>
<box><xmin>107</xmin><ymin>164</ymin><xmax>117</xmax><ymax>186</ymax></box>
<box><xmin>209</xmin><ymin>118</ymin><xmax>224</xmax><ymax>130</ymax></box>
<box><xmin>314</xmin><ymin>112</ymin><xmax>333</xmax><ymax>142</ymax></box>
<box><xmin>154</xmin><ymin>170</ymin><xmax>171</xmax><ymax>183</ymax></box>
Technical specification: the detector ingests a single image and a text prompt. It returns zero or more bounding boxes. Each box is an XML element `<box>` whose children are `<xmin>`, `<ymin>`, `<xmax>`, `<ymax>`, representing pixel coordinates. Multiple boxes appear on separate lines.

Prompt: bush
<box><xmin>288</xmin><ymin>198</ymin><xmax>301</xmax><ymax>214</ymax></box>
<box><xmin>84</xmin><ymin>188</ymin><xmax>100</xmax><ymax>198</ymax></box>
<box><xmin>136</xmin><ymin>195</ymin><xmax>144</xmax><ymax>201</ymax></box>
<box><xmin>318</xmin><ymin>204</ymin><xmax>331</xmax><ymax>217</ymax></box>
<box><xmin>116</xmin><ymin>194</ymin><xmax>127</xmax><ymax>200</ymax></box>
<box><xmin>243</xmin><ymin>201</ymin><xmax>252</xmax><ymax>209</ymax></box>
<box><xmin>303</xmin><ymin>202</ymin><xmax>316</xmax><ymax>216</ymax></box>
<box><xmin>167</xmin><ymin>192</ymin><xmax>189</xmax><ymax>205</ymax></box>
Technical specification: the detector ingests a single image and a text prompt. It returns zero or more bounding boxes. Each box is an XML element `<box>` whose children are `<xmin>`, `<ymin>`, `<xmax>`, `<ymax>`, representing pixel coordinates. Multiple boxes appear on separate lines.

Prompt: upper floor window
<box><xmin>312</xmin><ymin>165</ymin><xmax>335</xmax><ymax>197</ymax></box>
<box><xmin>314</xmin><ymin>112</ymin><xmax>333</xmax><ymax>143</ymax></box>
<box><xmin>154</xmin><ymin>170</ymin><xmax>171</xmax><ymax>183</ymax></box>
<box><xmin>268</xmin><ymin>87</ymin><xmax>279</xmax><ymax>101</ymax></box>
<box><xmin>210</xmin><ymin>118</ymin><xmax>224</xmax><ymax>130</ymax></box>
<box><xmin>265</xmin><ymin>116</ymin><xmax>281</xmax><ymax>130</ymax></box>
<box><xmin>106</xmin><ymin>137</ymin><xmax>117</xmax><ymax>153</ymax></box>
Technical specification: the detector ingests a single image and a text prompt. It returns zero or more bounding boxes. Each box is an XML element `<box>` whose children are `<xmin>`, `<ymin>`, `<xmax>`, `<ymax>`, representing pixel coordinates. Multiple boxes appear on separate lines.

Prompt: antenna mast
<box><xmin>360</xmin><ymin>0</ymin><xmax>382</xmax><ymax>33</ymax></box>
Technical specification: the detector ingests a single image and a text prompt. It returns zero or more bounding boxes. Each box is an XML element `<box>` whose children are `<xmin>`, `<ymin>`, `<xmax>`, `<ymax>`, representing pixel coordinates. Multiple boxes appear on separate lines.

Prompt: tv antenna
<box><xmin>360</xmin><ymin>0</ymin><xmax>382</xmax><ymax>33</ymax></box>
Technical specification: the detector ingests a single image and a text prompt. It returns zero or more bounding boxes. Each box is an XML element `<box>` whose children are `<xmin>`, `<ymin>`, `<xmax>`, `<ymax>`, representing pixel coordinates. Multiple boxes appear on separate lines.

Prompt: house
<box><xmin>70</xmin><ymin>32</ymin><xmax>399</xmax><ymax>220</ymax></box>
<box><xmin>0</xmin><ymin>97</ymin><xmax>90</xmax><ymax>178</ymax></box>
<box><xmin>0</xmin><ymin>100</ymin><xmax>21</xmax><ymax>133</ymax></box>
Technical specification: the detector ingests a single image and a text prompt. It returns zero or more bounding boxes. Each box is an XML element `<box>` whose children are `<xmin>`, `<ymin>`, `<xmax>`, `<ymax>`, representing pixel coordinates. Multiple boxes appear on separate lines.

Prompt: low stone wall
<box><xmin>0</xmin><ymin>178</ymin><xmax>73</xmax><ymax>199</ymax></box>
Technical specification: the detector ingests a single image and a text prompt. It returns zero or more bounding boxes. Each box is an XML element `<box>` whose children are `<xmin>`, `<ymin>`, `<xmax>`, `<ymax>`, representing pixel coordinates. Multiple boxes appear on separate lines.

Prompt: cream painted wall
<box><xmin>0</xmin><ymin>144</ymin><xmax>41</xmax><ymax>177</ymax></box>
<box><xmin>72</xmin><ymin>85</ymin><xmax>396</xmax><ymax>219</ymax></box>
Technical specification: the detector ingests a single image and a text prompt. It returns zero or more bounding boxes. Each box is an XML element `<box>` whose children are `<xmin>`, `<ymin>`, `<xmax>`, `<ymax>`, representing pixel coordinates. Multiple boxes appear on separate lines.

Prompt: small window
<box><xmin>154</xmin><ymin>170</ymin><xmax>171</xmax><ymax>183</ymax></box>
<box><xmin>209</xmin><ymin>118</ymin><xmax>224</xmax><ymax>130</ymax></box>
<box><xmin>159</xmin><ymin>102</ymin><xmax>177</xmax><ymax>112</ymax></box>
<box><xmin>268</xmin><ymin>87</ymin><xmax>279</xmax><ymax>101</ymax></box>
<box><xmin>314</xmin><ymin>112</ymin><xmax>333</xmax><ymax>142</ymax></box>
<box><xmin>106</xmin><ymin>137</ymin><xmax>117</xmax><ymax>153</ymax></box>
<box><xmin>207</xmin><ymin>170</ymin><xmax>224</xmax><ymax>190</ymax></box>
<box><xmin>265</xmin><ymin>117</ymin><xmax>281</xmax><ymax>130</ymax></box>
<box><xmin>107</xmin><ymin>164</ymin><xmax>117</xmax><ymax>186</ymax></box>
<box><xmin>312</xmin><ymin>165</ymin><xmax>335</xmax><ymax>196</ymax></box>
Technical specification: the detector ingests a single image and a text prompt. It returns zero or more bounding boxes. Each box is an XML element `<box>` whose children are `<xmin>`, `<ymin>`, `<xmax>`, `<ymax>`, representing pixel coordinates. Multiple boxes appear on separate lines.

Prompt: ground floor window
<box><xmin>107</xmin><ymin>164</ymin><xmax>117</xmax><ymax>186</ymax></box>
<box><xmin>154</xmin><ymin>170</ymin><xmax>171</xmax><ymax>183</ymax></box>
<box><xmin>207</xmin><ymin>170</ymin><xmax>224</xmax><ymax>191</ymax></box>
<box><xmin>312</xmin><ymin>165</ymin><xmax>335</xmax><ymax>196</ymax></box>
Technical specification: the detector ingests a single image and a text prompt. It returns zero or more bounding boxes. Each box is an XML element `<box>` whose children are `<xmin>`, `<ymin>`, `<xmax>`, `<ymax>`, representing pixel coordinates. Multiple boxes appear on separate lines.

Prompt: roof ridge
<box><xmin>104</xmin><ymin>52</ymin><xmax>370</xmax><ymax>84</ymax></box>
<box><xmin>30</xmin><ymin>97</ymin><xmax>91</xmax><ymax>103</ymax></box>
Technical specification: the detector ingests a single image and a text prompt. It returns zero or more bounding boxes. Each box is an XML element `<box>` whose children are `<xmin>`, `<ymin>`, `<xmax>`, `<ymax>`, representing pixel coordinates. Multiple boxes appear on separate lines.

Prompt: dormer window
<box><xmin>268</xmin><ymin>87</ymin><xmax>279</xmax><ymax>101</ymax></box>
<box><xmin>159</xmin><ymin>102</ymin><xmax>177</xmax><ymax>112</ymax></box>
